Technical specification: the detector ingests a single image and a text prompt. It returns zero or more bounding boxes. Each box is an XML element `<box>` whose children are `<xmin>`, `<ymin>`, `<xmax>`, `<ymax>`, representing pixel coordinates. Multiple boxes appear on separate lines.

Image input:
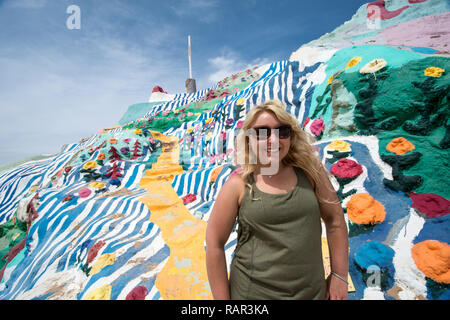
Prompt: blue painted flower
<box><xmin>354</xmin><ymin>241</ymin><xmax>395</xmax><ymax>270</ymax></box>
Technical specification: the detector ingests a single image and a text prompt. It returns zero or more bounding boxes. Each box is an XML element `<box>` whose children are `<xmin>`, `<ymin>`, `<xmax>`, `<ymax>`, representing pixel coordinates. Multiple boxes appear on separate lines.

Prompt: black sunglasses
<box><xmin>250</xmin><ymin>125</ymin><xmax>292</xmax><ymax>140</ymax></box>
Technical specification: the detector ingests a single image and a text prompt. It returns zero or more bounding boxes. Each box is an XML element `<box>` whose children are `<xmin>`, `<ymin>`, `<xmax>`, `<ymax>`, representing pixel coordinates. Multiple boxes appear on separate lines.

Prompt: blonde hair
<box><xmin>234</xmin><ymin>100</ymin><xmax>337</xmax><ymax>204</ymax></box>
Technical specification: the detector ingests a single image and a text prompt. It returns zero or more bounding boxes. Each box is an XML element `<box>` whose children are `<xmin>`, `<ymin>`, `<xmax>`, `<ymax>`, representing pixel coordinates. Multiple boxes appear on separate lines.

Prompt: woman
<box><xmin>206</xmin><ymin>100</ymin><xmax>348</xmax><ymax>300</ymax></box>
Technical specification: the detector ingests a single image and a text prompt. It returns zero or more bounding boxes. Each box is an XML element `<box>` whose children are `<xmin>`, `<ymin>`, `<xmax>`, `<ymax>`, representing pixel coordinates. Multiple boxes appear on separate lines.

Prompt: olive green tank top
<box><xmin>229</xmin><ymin>166</ymin><xmax>326</xmax><ymax>300</ymax></box>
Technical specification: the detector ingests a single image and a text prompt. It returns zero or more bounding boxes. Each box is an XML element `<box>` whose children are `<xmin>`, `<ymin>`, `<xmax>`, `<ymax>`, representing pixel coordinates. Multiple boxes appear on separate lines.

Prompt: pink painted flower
<box><xmin>220</xmin><ymin>131</ymin><xmax>227</xmax><ymax>141</ymax></box>
<box><xmin>78</xmin><ymin>188</ymin><xmax>92</xmax><ymax>198</ymax></box>
<box><xmin>208</xmin><ymin>155</ymin><xmax>216</xmax><ymax>163</ymax></box>
<box><xmin>123</xmin><ymin>138</ymin><xmax>131</xmax><ymax>143</ymax></box>
<box><xmin>310</xmin><ymin>118</ymin><xmax>325</xmax><ymax>136</ymax></box>
<box><xmin>229</xmin><ymin>167</ymin><xmax>243</xmax><ymax>178</ymax></box>
<box><xmin>236</xmin><ymin>120</ymin><xmax>244</xmax><ymax>129</ymax></box>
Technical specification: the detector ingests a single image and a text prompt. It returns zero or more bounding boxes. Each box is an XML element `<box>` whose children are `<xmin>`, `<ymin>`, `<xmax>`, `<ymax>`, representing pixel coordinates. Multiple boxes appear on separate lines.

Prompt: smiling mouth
<box><xmin>266</xmin><ymin>147</ymin><xmax>281</xmax><ymax>153</ymax></box>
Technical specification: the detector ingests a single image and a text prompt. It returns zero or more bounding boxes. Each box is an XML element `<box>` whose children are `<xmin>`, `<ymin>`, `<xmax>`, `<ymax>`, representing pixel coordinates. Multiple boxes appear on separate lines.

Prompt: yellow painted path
<box><xmin>138</xmin><ymin>131</ymin><xmax>212</xmax><ymax>300</ymax></box>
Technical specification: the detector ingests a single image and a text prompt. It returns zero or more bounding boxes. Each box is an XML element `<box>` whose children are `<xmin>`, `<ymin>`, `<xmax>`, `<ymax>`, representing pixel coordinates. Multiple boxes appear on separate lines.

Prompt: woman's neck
<box><xmin>255</xmin><ymin>161</ymin><xmax>287</xmax><ymax>178</ymax></box>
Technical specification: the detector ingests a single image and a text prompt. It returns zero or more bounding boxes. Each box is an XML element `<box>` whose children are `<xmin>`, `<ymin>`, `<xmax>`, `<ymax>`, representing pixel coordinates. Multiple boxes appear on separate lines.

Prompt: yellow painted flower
<box><xmin>424</xmin><ymin>67</ymin><xmax>445</xmax><ymax>77</ymax></box>
<box><xmin>134</xmin><ymin>128</ymin><xmax>142</xmax><ymax>135</ymax></box>
<box><xmin>84</xmin><ymin>284</ymin><xmax>112</xmax><ymax>300</ymax></box>
<box><xmin>83</xmin><ymin>161</ymin><xmax>98</xmax><ymax>170</ymax></box>
<box><xmin>173</xmin><ymin>109</ymin><xmax>180</xmax><ymax>114</ymax></box>
<box><xmin>236</xmin><ymin>98</ymin><xmax>246</xmax><ymax>105</ymax></box>
<box><xmin>205</xmin><ymin>118</ymin><xmax>213</xmax><ymax>125</ymax></box>
<box><xmin>346</xmin><ymin>56</ymin><xmax>362</xmax><ymax>69</ymax></box>
<box><xmin>187</xmin><ymin>126</ymin><xmax>194</xmax><ymax>134</ymax></box>
<box><xmin>205</xmin><ymin>132</ymin><xmax>212</xmax><ymax>142</ymax></box>
<box><xmin>327</xmin><ymin>75</ymin><xmax>333</xmax><ymax>85</ymax></box>
<box><xmin>360</xmin><ymin>58</ymin><xmax>387</xmax><ymax>74</ymax></box>
<box><xmin>89</xmin><ymin>253</ymin><xmax>116</xmax><ymax>276</ymax></box>
<box><xmin>194</xmin><ymin>112</ymin><xmax>201</xmax><ymax>116</ymax></box>
<box><xmin>90</xmin><ymin>182</ymin><xmax>106</xmax><ymax>189</ymax></box>
<box><xmin>327</xmin><ymin>140</ymin><xmax>351</xmax><ymax>152</ymax></box>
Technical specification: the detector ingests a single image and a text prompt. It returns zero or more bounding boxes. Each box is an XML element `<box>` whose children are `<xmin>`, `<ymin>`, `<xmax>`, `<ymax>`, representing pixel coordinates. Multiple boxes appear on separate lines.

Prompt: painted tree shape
<box><xmin>381</xmin><ymin>152</ymin><xmax>423</xmax><ymax>194</ymax></box>
<box><xmin>354</xmin><ymin>71</ymin><xmax>391</xmax><ymax>135</ymax></box>
<box><xmin>131</xmin><ymin>140</ymin><xmax>142</xmax><ymax>160</ymax></box>
<box><xmin>103</xmin><ymin>162</ymin><xmax>123</xmax><ymax>180</ymax></box>
<box><xmin>108</xmin><ymin>146</ymin><xmax>122</xmax><ymax>163</ymax></box>
<box><xmin>233</xmin><ymin>102</ymin><xmax>244</xmax><ymax>122</ymax></box>
<box><xmin>402</xmin><ymin>77</ymin><xmax>449</xmax><ymax>137</ymax></box>
<box><xmin>204</xmin><ymin>89</ymin><xmax>217</xmax><ymax>101</ymax></box>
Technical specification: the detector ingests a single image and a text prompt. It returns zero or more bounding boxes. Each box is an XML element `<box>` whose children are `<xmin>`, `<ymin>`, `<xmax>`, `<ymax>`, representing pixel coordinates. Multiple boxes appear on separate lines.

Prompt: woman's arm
<box><xmin>315</xmin><ymin>164</ymin><xmax>349</xmax><ymax>300</ymax></box>
<box><xmin>206</xmin><ymin>174</ymin><xmax>242</xmax><ymax>300</ymax></box>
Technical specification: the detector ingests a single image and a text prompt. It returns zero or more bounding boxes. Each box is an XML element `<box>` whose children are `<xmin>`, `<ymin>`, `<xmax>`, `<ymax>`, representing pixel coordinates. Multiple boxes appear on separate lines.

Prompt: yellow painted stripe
<box><xmin>139</xmin><ymin>131</ymin><xmax>212</xmax><ymax>300</ymax></box>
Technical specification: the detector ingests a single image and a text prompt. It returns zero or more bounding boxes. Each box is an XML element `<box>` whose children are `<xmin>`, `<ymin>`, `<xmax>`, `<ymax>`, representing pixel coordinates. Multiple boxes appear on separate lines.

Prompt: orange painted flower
<box><xmin>97</xmin><ymin>153</ymin><xmax>106</xmax><ymax>160</ymax></box>
<box><xmin>109</xmin><ymin>138</ymin><xmax>118</xmax><ymax>144</ymax></box>
<box><xmin>210</xmin><ymin>166</ymin><xmax>223</xmax><ymax>183</ymax></box>
<box><xmin>412</xmin><ymin>240</ymin><xmax>450</xmax><ymax>284</ymax></box>
<box><xmin>347</xmin><ymin>193</ymin><xmax>386</xmax><ymax>225</ymax></box>
<box><xmin>386</xmin><ymin>137</ymin><xmax>415</xmax><ymax>155</ymax></box>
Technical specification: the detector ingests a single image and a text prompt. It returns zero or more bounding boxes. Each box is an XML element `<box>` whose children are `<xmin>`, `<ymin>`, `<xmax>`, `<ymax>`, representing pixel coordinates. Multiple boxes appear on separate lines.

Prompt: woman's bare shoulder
<box><xmin>223</xmin><ymin>172</ymin><xmax>246</xmax><ymax>206</ymax></box>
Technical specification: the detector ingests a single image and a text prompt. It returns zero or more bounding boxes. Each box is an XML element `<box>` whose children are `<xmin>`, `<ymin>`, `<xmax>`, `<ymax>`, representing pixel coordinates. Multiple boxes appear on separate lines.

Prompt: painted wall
<box><xmin>0</xmin><ymin>0</ymin><xmax>448</xmax><ymax>300</ymax></box>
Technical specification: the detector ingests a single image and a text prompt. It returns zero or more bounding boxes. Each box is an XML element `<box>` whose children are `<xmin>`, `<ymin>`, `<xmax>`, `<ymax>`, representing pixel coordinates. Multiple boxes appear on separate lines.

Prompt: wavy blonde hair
<box><xmin>234</xmin><ymin>100</ymin><xmax>337</xmax><ymax>204</ymax></box>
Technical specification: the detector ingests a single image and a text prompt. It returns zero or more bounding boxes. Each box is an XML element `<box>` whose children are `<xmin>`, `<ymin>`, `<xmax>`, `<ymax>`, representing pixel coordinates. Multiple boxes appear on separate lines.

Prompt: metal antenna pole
<box><xmin>185</xmin><ymin>35</ymin><xmax>196</xmax><ymax>93</ymax></box>
<box><xmin>188</xmin><ymin>35</ymin><xmax>193</xmax><ymax>79</ymax></box>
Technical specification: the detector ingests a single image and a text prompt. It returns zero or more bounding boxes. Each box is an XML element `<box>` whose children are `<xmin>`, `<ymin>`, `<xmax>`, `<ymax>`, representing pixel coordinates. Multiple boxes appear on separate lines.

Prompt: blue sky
<box><xmin>0</xmin><ymin>0</ymin><xmax>369</xmax><ymax>166</ymax></box>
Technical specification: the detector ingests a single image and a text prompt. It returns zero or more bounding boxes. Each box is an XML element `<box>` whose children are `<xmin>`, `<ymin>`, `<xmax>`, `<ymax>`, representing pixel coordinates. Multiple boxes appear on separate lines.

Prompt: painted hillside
<box><xmin>0</xmin><ymin>0</ymin><xmax>449</xmax><ymax>300</ymax></box>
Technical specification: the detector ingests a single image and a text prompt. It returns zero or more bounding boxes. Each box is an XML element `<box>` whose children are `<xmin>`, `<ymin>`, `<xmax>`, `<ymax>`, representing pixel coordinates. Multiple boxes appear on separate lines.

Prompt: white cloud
<box><xmin>169</xmin><ymin>0</ymin><xmax>219</xmax><ymax>23</ymax></box>
<box><xmin>4</xmin><ymin>0</ymin><xmax>47</xmax><ymax>8</ymax></box>
<box><xmin>206</xmin><ymin>48</ymin><xmax>271</xmax><ymax>85</ymax></box>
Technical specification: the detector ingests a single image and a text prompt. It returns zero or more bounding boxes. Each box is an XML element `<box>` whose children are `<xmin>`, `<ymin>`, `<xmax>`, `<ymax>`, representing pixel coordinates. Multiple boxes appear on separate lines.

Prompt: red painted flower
<box><xmin>62</xmin><ymin>194</ymin><xmax>73</xmax><ymax>202</ymax></box>
<box><xmin>182</xmin><ymin>193</ymin><xmax>197</xmax><ymax>205</ymax></box>
<box><xmin>302</xmin><ymin>117</ymin><xmax>310</xmax><ymax>129</ymax></box>
<box><xmin>126</xmin><ymin>286</ymin><xmax>148</xmax><ymax>300</ymax></box>
<box><xmin>64</xmin><ymin>166</ymin><xmax>73</xmax><ymax>174</ymax></box>
<box><xmin>330</xmin><ymin>158</ymin><xmax>363</xmax><ymax>179</ymax></box>
<box><xmin>410</xmin><ymin>192</ymin><xmax>450</xmax><ymax>218</ymax></box>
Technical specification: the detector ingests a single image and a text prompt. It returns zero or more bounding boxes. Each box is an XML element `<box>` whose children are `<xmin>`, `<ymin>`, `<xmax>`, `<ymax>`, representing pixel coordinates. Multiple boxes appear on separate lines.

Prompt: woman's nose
<box><xmin>268</xmin><ymin>129</ymin><xmax>279</xmax><ymax>145</ymax></box>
